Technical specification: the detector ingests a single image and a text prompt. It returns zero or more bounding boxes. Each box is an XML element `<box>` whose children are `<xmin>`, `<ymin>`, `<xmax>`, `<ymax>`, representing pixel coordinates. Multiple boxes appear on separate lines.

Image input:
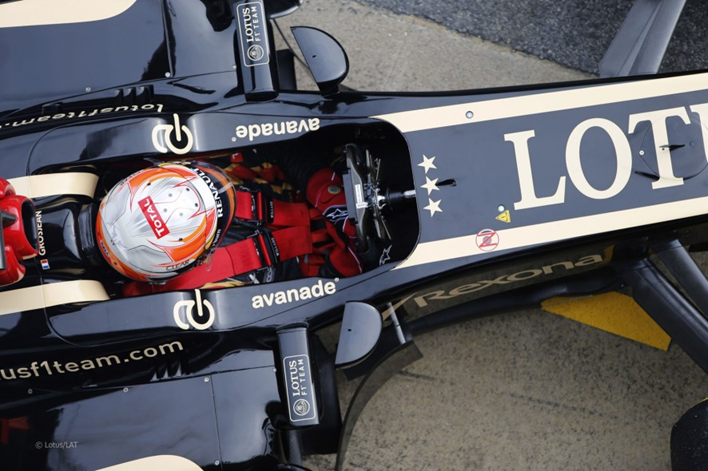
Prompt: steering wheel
<box><xmin>342</xmin><ymin>144</ymin><xmax>415</xmax><ymax>253</ymax></box>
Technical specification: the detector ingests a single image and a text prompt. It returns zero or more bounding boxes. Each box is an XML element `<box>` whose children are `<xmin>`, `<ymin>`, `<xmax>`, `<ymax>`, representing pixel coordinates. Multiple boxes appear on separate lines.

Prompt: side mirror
<box><xmin>264</xmin><ymin>0</ymin><xmax>302</xmax><ymax>19</ymax></box>
<box><xmin>292</xmin><ymin>26</ymin><xmax>349</xmax><ymax>96</ymax></box>
<box><xmin>335</xmin><ymin>302</ymin><xmax>382</xmax><ymax>368</ymax></box>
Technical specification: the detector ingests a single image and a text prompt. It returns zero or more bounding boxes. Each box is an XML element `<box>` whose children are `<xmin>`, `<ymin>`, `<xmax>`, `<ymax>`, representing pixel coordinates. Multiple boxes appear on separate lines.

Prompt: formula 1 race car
<box><xmin>2</xmin><ymin>0</ymin><xmax>708</xmax><ymax>470</ymax></box>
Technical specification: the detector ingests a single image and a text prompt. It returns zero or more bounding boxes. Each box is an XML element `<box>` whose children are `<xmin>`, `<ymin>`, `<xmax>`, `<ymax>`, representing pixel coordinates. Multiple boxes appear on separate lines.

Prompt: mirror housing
<box><xmin>264</xmin><ymin>0</ymin><xmax>302</xmax><ymax>19</ymax></box>
<box><xmin>292</xmin><ymin>26</ymin><xmax>349</xmax><ymax>96</ymax></box>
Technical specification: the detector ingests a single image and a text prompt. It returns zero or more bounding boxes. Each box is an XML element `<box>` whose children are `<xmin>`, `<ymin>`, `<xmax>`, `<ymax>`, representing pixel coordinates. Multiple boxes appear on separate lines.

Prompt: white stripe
<box><xmin>373</xmin><ymin>72</ymin><xmax>708</xmax><ymax>133</ymax></box>
<box><xmin>0</xmin><ymin>280</ymin><xmax>108</xmax><ymax>316</ymax></box>
<box><xmin>396</xmin><ymin>195</ymin><xmax>708</xmax><ymax>269</ymax></box>
<box><xmin>97</xmin><ymin>455</ymin><xmax>202</xmax><ymax>471</ymax></box>
<box><xmin>7</xmin><ymin>173</ymin><xmax>98</xmax><ymax>199</ymax></box>
<box><xmin>0</xmin><ymin>0</ymin><xmax>137</xmax><ymax>28</ymax></box>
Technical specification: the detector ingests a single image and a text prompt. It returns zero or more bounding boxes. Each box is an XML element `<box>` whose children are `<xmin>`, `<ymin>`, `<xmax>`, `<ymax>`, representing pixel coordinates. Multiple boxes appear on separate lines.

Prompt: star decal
<box><xmin>418</xmin><ymin>155</ymin><xmax>437</xmax><ymax>174</ymax></box>
<box><xmin>424</xmin><ymin>198</ymin><xmax>442</xmax><ymax>217</ymax></box>
<box><xmin>323</xmin><ymin>206</ymin><xmax>349</xmax><ymax>224</ymax></box>
<box><xmin>379</xmin><ymin>245</ymin><xmax>392</xmax><ymax>265</ymax></box>
<box><xmin>421</xmin><ymin>176</ymin><xmax>439</xmax><ymax>195</ymax></box>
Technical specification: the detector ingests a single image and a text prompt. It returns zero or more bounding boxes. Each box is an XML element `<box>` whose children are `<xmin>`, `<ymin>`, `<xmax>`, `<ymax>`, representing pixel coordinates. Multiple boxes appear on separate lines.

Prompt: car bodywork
<box><xmin>2</xmin><ymin>1</ymin><xmax>708</xmax><ymax>470</ymax></box>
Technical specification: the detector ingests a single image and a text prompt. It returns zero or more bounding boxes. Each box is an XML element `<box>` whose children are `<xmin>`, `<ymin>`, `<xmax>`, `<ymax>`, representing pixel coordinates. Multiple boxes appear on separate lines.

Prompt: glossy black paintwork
<box><xmin>0</xmin><ymin>360</ymin><xmax>281</xmax><ymax>471</ymax></box>
<box><xmin>3</xmin><ymin>0</ymin><xmax>708</xmax><ymax>469</ymax></box>
<box><xmin>0</xmin><ymin>0</ymin><xmax>167</xmax><ymax>117</ymax></box>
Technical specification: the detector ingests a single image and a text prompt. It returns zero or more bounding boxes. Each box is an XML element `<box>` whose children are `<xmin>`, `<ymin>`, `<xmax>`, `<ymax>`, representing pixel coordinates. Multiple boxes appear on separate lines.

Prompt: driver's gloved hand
<box><xmin>306</xmin><ymin>168</ymin><xmax>362</xmax><ymax>277</ymax></box>
<box><xmin>306</xmin><ymin>168</ymin><xmax>356</xmax><ymax>239</ymax></box>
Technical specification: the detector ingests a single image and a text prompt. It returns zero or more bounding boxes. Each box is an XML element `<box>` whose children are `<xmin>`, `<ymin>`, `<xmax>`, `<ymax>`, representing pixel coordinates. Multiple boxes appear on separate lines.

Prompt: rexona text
<box><xmin>412</xmin><ymin>254</ymin><xmax>603</xmax><ymax>308</ymax></box>
<box><xmin>252</xmin><ymin>279</ymin><xmax>337</xmax><ymax>309</ymax></box>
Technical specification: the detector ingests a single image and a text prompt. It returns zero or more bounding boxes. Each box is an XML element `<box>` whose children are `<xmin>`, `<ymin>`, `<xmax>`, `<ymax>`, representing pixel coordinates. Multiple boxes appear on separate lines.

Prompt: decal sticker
<box><xmin>385</xmin><ymin>254</ymin><xmax>605</xmax><ymax>316</ymax></box>
<box><xmin>323</xmin><ymin>207</ymin><xmax>348</xmax><ymax>224</ymax></box>
<box><xmin>173</xmin><ymin>289</ymin><xmax>215</xmax><ymax>330</ymax></box>
<box><xmin>419</xmin><ymin>155</ymin><xmax>443</xmax><ymax>216</ymax></box>
<box><xmin>139</xmin><ymin>196</ymin><xmax>170</xmax><ymax>239</ymax></box>
<box><xmin>424</xmin><ymin>198</ymin><xmax>443</xmax><ymax>217</ymax></box>
<box><xmin>418</xmin><ymin>154</ymin><xmax>437</xmax><ymax>174</ymax></box>
<box><xmin>413</xmin><ymin>254</ymin><xmax>605</xmax><ymax>308</ymax></box>
<box><xmin>40</xmin><ymin>259</ymin><xmax>50</xmax><ymax>270</ymax></box>
<box><xmin>421</xmin><ymin>176</ymin><xmax>439</xmax><ymax>195</ymax></box>
<box><xmin>231</xmin><ymin>118</ymin><xmax>320</xmax><ymax>143</ymax></box>
<box><xmin>35</xmin><ymin>211</ymin><xmax>46</xmax><ymax>256</ymax></box>
<box><xmin>0</xmin><ymin>341</ymin><xmax>183</xmax><ymax>381</ymax></box>
<box><xmin>0</xmin><ymin>104</ymin><xmax>163</xmax><ymax>132</ymax></box>
<box><xmin>475</xmin><ymin>229</ymin><xmax>499</xmax><ymax>252</ymax></box>
<box><xmin>283</xmin><ymin>354</ymin><xmax>317</xmax><ymax>422</ymax></box>
<box><xmin>505</xmin><ymin>105</ymin><xmax>708</xmax><ymax>212</ymax></box>
<box><xmin>236</xmin><ymin>1</ymin><xmax>269</xmax><ymax>68</ymax></box>
<box><xmin>151</xmin><ymin>114</ymin><xmax>194</xmax><ymax>155</ymax></box>
<box><xmin>379</xmin><ymin>245</ymin><xmax>392</xmax><ymax>265</ymax></box>
<box><xmin>496</xmin><ymin>210</ymin><xmax>511</xmax><ymax>223</ymax></box>
<box><xmin>251</xmin><ymin>279</ymin><xmax>338</xmax><ymax>309</ymax></box>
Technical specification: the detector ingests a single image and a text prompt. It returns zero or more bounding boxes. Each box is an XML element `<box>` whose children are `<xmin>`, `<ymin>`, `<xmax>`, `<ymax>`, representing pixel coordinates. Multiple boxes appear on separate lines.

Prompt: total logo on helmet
<box><xmin>96</xmin><ymin>162</ymin><xmax>235</xmax><ymax>282</ymax></box>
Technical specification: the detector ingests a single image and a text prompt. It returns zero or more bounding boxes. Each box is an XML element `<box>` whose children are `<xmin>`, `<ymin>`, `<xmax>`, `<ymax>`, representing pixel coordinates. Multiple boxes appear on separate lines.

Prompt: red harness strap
<box><xmin>123</xmin><ymin>226</ymin><xmax>313</xmax><ymax>295</ymax></box>
<box><xmin>234</xmin><ymin>191</ymin><xmax>310</xmax><ymax>227</ymax></box>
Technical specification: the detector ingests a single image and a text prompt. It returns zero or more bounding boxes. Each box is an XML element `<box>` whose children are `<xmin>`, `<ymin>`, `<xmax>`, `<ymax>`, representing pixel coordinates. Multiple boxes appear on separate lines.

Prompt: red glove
<box><xmin>306</xmin><ymin>168</ymin><xmax>356</xmax><ymax>239</ymax></box>
<box><xmin>306</xmin><ymin>168</ymin><xmax>362</xmax><ymax>277</ymax></box>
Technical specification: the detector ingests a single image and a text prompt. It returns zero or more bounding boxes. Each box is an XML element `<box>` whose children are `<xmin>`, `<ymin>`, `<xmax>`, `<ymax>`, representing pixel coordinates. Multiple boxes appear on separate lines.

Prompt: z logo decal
<box><xmin>152</xmin><ymin>114</ymin><xmax>194</xmax><ymax>155</ymax></box>
<box><xmin>173</xmin><ymin>289</ymin><xmax>215</xmax><ymax>330</ymax></box>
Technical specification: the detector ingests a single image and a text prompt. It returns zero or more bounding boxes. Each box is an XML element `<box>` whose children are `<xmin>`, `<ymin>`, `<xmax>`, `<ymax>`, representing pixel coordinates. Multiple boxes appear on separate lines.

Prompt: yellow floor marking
<box><xmin>541</xmin><ymin>291</ymin><xmax>671</xmax><ymax>351</ymax></box>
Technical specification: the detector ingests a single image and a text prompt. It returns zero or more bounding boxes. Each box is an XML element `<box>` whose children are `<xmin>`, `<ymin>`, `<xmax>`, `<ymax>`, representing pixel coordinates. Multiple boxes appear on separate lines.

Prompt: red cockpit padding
<box><xmin>0</xmin><ymin>179</ymin><xmax>16</xmax><ymax>200</ymax></box>
<box><xmin>0</xmin><ymin>195</ymin><xmax>38</xmax><ymax>260</ymax></box>
<box><xmin>0</xmin><ymin>245</ymin><xmax>25</xmax><ymax>286</ymax></box>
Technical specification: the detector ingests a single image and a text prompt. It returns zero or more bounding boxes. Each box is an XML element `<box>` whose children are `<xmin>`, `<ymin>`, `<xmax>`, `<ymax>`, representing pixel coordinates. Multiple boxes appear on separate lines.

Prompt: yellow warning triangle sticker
<box><xmin>496</xmin><ymin>210</ymin><xmax>511</xmax><ymax>223</ymax></box>
<box><xmin>541</xmin><ymin>292</ymin><xmax>671</xmax><ymax>351</ymax></box>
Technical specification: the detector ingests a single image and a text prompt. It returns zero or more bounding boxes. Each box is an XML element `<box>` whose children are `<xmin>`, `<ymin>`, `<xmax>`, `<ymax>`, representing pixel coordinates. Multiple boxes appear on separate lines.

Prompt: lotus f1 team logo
<box><xmin>152</xmin><ymin>114</ymin><xmax>194</xmax><ymax>155</ymax></box>
<box><xmin>173</xmin><ymin>289</ymin><xmax>215</xmax><ymax>330</ymax></box>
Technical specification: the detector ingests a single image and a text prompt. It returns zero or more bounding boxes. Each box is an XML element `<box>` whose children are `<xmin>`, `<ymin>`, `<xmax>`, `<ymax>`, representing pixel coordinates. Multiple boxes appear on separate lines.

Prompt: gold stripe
<box><xmin>0</xmin><ymin>0</ymin><xmax>137</xmax><ymax>28</ymax></box>
<box><xmin>396</xmin><ymin>194</ymin><xmax>708</xmax><ymax>269</ymax></box>
<box><xmin>8</xmin><ymin>173</ymin><xmax>98</xmax><ymax>199</ymax></box>
<box><xmin>97</xmin><ymin>456</ymin><xmax>202</xmax><ymax>471</ymax></box>
<box><xmin>373</xmin><ymin>72</ymin><xmax>708</xmax><ymax>133</ymax></box>
<box><xmin>0</xmin><ymin>280</ymin><xmax>108</xmax><ymax>316</ymax></box>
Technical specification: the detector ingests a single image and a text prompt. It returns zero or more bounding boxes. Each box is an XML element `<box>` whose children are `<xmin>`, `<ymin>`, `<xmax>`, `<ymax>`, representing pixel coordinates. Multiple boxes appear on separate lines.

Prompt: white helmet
<box><xmin>96</xmin><ymin>161</ymin><xmax>235</xmax><ymax>281</ymax></box>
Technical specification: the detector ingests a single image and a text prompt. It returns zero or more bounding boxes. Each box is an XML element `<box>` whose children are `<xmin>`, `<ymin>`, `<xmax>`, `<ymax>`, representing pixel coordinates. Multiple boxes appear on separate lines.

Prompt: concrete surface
<box><xmin>353</xmin><ymin>0</ymin><xmax>708</xmax><ymax>75</ymax></box>
<box><xmin>276</xmin><ymin>1</ymin><xmax>708</xmax><ymax>470</ymax></box>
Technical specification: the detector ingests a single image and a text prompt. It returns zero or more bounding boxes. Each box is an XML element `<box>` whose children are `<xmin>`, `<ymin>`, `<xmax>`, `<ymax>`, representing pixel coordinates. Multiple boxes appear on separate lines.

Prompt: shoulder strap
<box><xmin>122</xmin><ymin>226</ymin><xmax>313</xmax><ymax>296</ymax></box>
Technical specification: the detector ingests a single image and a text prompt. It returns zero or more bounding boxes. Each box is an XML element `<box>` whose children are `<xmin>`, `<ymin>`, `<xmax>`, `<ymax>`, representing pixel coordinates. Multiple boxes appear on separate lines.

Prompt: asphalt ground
<box><xmin>275</xmin><ymin>1</ymin><xmax>708</xmax><ymax>470</ymax></box>
<box><xmin>353</xmin><ymin>0</ymin><xmax>708</xmax><ymax>74</ymax></box>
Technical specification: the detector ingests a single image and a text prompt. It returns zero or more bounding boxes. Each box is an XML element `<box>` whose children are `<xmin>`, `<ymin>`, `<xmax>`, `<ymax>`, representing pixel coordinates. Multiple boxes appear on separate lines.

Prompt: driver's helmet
<box><xmin>95</xmin><ymin>161</ymin><xmax>235</xmax><ymax>281</ymax></box>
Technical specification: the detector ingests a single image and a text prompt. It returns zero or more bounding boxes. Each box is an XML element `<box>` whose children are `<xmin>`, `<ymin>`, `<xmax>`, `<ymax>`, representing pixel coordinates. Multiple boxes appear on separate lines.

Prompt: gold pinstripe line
<box><xmin>373</xmin><ymin>72</ymin><xmax>708</xmax><ymax>133</ymax></box>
